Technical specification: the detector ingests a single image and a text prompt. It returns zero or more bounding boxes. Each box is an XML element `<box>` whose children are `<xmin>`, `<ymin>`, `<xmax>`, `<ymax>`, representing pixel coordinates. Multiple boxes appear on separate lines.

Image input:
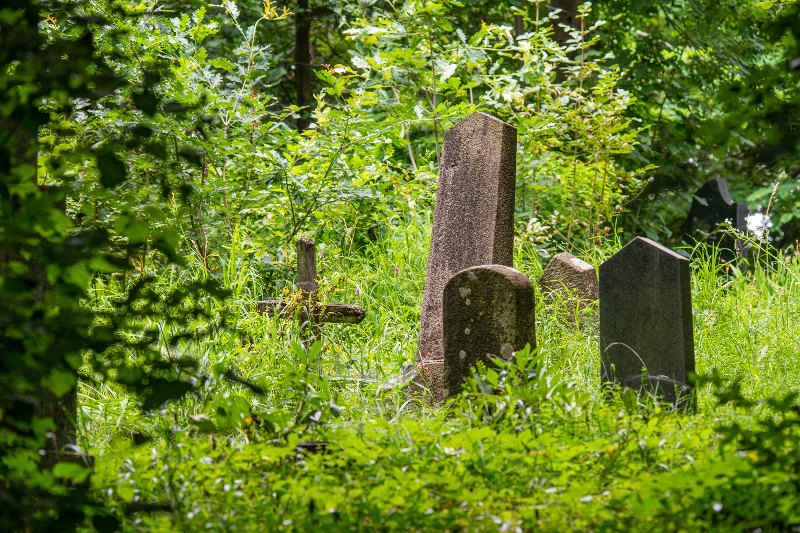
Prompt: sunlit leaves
<box><xmin>53</xmin><ymin>462</ymin><xmax>91</xmax><ymax>484</ymax></box>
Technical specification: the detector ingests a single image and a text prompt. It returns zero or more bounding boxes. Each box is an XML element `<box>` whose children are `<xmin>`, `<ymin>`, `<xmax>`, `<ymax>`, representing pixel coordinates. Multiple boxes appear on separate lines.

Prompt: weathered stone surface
<box><xmin>443</xmin><ymin>265</ymin><xmax>535</xmax><ymax>398</ymax></box>
<box><xmin>681</xmin><ymin>178</ymin><xmax>749</xmax><ymax>261</ymax></box>
<box><xmin>599</xmin><ymin>237</ymin><xmax>694</xmax><ymax>403</ymax></box>
<box><xmin>418</xmin><ymin>112</ymin><xmax>517</xmax><ymax>370</ymax></box>
<box><xmin>539</xmin><ymin>253</ymin><xmax>598</xmax><ymax>321</ymax></box>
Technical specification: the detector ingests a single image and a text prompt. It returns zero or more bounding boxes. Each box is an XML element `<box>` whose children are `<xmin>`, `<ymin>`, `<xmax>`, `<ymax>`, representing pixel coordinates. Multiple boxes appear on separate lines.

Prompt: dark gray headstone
<box><xmin>681</xmin><ymin>178</ymin><xmax>749</xmax><ymax>261</ymax></box>
<box><xmin>539</xmin><ymin>252</ymin><xmax>598</xmax><ymax>322</ymax></box>
<box><xmin>443</xmin><ymin>265</ymin><xmax>535</xmax><ymax>398</ymax></box>
<box><xmin>416</xmin><ymin>112</ymin><xmax>517</xmax><ymax>399</ymax></box>
<box><xmin>599</xmin><ymin>237</ymin><xmax>694</xmax><ymax>404</ymax></box>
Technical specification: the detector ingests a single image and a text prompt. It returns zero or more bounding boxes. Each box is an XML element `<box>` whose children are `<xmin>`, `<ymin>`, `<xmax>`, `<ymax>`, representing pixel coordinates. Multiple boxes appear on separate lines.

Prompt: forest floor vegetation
<box><xmin>79</xmin><ymin>218</ymin><xmax>800</xmax><ymax>531</ymax></box>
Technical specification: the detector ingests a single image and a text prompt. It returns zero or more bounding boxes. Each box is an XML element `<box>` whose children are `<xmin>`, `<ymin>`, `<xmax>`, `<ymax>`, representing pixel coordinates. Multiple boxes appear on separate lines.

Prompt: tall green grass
<box><xmin>79</xmin><ymin>218</ymin><xmax>800</xmax><ymax>530</ymax></box>
<box><xmin>81</xmin><ymin>216</ymin><xmax>800</xmax><ymax>438</ymax></box>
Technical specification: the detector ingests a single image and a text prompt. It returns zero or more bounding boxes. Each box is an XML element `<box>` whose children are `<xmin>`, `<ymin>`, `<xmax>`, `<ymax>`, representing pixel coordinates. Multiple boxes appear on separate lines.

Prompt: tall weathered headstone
<box><xmin>539</xmin><ymin>252</ymin><xmax>598</xmax><ymax>323</ymax></box>
<box><xmin>681</xmin><ymin>178</ymin><xmax>749</xmax><ymax>261</ymax></box>
<box><xmin>443</xmin><ymin>265</ymin><xmax>535</xmax><ymax>398</ymax></box>
<box><xmin>599</xmin><ymin>237</ymin><xmax>695</xmax><ymax>404</ymax></box>
<box><xmin>415</xmin><ymin>112</ymin><xmax>517</xmax><ymax>400</ymax></box>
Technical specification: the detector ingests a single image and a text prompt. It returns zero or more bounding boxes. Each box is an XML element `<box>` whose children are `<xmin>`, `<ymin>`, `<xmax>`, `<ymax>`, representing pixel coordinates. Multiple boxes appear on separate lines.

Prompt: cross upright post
<box><xmin>258</xmin><ymin>238</ymin><xmax>366</xmax><ymax>358</ymax></box>
<box><xmin>295</xmin><ymin>237</ymin><xmax>321</xmax><ymax>348</ymax></box>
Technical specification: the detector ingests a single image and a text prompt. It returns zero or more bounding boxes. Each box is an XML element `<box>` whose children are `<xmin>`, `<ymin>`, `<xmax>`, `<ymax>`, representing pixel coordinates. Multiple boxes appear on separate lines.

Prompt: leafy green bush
<box><xmin>1</xmin><ymin>2</ymin><xmax>221</xmax><ymax>529</ymax></box>
<box><xmin>344</xmin><ymin>0</ymin><xmax>648</xmax><ymax>252</ymax></box>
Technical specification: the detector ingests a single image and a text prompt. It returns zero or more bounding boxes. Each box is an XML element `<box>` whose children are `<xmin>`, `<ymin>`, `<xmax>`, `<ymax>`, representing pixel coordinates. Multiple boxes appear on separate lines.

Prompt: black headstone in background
<box><xmin>681</xmin><ymin>178</ymin><xmax>749</xmax><ymax>261</ymax></box>
<box><xmin>600</xmin><ymin>237</ymin><xmax>695</xmax><ymax>405</ymax></box>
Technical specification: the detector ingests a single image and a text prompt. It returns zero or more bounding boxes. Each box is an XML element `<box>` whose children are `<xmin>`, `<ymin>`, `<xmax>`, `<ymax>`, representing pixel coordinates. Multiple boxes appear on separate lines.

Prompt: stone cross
<box><xmin>539</xmin><ymin>252</ymin><xmax>598</xmax><ymax>323</ymax></box>
<box><xmin>258</xmin><ymin>238</ymin><xmax>365</xmax><ymax>349</ymax></box>
<box><xmin>443</xmin><ymin>265</ymin><xmax>535</xmax><ymax>398</ymax></box>
<box><xmin>681</xmin><ymin>178</ymin><xmax>749</xmax><ymax>262</ymax></box>
<box><xmin>599</xmin><ymin>237</ymin><xmax>695</xmax><ymax>404</ymax></box>
<box><xmin>415</xmin><ymin>112</ymin><xmax>517</xmax><ymax>399</ymax></box>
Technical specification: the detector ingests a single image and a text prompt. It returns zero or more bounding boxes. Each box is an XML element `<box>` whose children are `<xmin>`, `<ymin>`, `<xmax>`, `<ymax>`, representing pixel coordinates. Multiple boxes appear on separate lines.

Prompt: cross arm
<box><xmin>257</xmin><ymin>299</ymin><xmax>366</xmax><ymax>324</ymax></box>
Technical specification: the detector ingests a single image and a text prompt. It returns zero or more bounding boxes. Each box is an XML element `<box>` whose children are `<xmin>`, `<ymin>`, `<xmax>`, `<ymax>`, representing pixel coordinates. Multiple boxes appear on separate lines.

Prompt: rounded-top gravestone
<box><xmin>442</xmin><ymin>264</ymin><xmax>535</xmax><ymax>398</ymax></box>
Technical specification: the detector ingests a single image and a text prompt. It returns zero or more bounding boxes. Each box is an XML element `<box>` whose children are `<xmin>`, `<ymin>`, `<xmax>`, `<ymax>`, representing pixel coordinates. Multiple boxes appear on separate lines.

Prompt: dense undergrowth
<box><xmin>3</xmin><ymin>0</ymin><xmax>800</xmax><ymax>530</ymax></box>
<box><xmin>78</xmin><ymin>220</ymin><xmax>800</xmax><ymax>531</ymax></box>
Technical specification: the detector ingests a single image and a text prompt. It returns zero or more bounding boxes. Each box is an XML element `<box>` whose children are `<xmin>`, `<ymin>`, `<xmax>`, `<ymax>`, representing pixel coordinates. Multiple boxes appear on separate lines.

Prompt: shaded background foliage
<box><xmin>594</xmin><ymin>0</ymin><xmax>800</xmax><ymax>246</ymax></box>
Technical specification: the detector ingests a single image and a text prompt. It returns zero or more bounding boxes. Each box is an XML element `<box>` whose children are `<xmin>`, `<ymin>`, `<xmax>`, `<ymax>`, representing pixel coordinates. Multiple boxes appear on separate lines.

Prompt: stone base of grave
<box><xmin>380</xmin><ymin>361</ymin><xmax>447</xmax><ymax>404</ymax></box>
<box><xmin>407</xmin><ymin>360</ymin><xmax>446</xmax><ymax>403</ymax></box>
<box><xmin>618</xmin><ymin>374</ymin><xmax>696</xmax><ymax>409</ymax></box>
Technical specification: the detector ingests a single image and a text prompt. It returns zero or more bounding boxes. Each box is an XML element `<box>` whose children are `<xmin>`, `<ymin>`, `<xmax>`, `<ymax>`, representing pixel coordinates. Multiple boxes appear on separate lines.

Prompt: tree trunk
<box><xmin>551</xmin><ymin>0</ymin><xmax>580</xmax><ymax>46</ymax></box>
<box><xmin>294</xmin><ymin>0</ymin><xmax>313</xmax><ymax>131</ymax></box>
<box><xmin>550</xmin><ymin>0</ymin><xmax>580</xmax><ymax>83</ymax></box>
